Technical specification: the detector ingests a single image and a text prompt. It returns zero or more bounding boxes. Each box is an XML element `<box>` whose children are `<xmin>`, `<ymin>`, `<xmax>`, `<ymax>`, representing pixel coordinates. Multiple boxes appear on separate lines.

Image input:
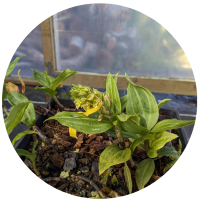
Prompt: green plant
<box><xmin>16</xmin><ymin>140</ymin><xmax>39</xmax><ymax>175</ymax></box>
<box><xmin>45</xmin><ymin>72</ymin><xmax>195</xmax><ymax>192</ymax></box>
<box><xmin>3</xmin><ymin>57</ymin><xmax>77</xmax><ymax>145</ymax></box>
<box><xmin>32</xmin><ymin>69</ymin><xmax>77</xmax><ymax>109</ymax></box>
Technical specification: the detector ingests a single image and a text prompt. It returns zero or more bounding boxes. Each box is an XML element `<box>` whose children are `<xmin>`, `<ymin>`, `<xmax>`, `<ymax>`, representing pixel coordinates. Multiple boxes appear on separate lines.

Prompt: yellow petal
<box><xmin>78</xmin><ymin>101</ymin><xmax>103</xmax><ymax>116</ymax></box>
<box><xmin>18</xmin><ymin>69</ymin><xmax>25</xmax><ymax>94</ymax></box>
<box><xmin>6</xmin><ymin>82</ymin><xmax>20</xmax><ymax>93</ymax></box>
<box><xmin>69</xmin><ymin>127</ymin><xmax>77</xmax><ymax>137</ymax></box>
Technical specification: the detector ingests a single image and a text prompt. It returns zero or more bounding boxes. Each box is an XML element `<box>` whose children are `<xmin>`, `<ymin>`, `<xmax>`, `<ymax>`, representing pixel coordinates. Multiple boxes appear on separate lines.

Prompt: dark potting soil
<box><xmin>22</xmin><ymin>104</ymin><xmax>181</xmax><ymax>198</ymax></box>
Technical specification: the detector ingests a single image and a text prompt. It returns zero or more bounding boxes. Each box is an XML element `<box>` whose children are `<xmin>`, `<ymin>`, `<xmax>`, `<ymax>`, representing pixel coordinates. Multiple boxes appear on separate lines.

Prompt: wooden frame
<box><xmin>5</xmin><ymin>16</ymin><xmax>197</xmax><ymax>96</ymax></box>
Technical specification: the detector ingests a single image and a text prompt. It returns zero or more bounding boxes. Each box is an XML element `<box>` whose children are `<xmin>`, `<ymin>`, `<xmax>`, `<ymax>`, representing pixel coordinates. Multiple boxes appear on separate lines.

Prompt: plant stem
<box><xmin>53</xmin><ymin>96</ymin><xmax>64</xmax><ymax>109</ymax></box>
<box><xmin>32</xmin><ymin>126</ymin><xmax>51</xmax><ymax>144</ymax></box>
<box><xmin>76</xmin><ymin>175</ymin><xmax>107</xmax><ymax>198</ymax></box>
<box><xmin>114</xmin><ymin>123</ymin><xmax>126</xmax><ymax>149</ymax></box>
<box><xmin>33</xmin><ymin>162</ymin><xmax>40</xmax><ymax>176</ymax></box>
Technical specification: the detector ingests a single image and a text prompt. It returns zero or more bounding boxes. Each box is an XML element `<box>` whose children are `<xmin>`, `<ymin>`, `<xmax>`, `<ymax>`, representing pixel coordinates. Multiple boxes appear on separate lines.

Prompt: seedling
<box><xmin>16</xmin><ymin>140</ymin><xmax>39</xmax><ymax>175</ymax></box>
<box><xmin>46</xmin><ymin>72</ymin><xmax>195</xmax><ymax>192</ymax></box>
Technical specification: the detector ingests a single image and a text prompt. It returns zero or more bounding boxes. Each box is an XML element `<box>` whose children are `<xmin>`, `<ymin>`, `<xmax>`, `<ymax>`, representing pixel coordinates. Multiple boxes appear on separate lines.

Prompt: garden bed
<box><xmin>16</xmin><ymin>99</ymin><xmax>184</xmax><ymax>198</ymax></box>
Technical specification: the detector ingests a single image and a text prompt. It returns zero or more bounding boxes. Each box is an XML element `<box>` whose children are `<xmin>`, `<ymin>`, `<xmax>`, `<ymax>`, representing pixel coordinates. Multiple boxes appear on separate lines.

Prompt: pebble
<box><xmin>64</xmin><ymin>152</ymin><xmax>69</xmax><ymax>159</ymax></box>
<box><xmin>63</xmin><ymin>158</ymin><xmax>76</xmax><ymax>171</ymax></box>
<box><xmin>91</xmin><ymin>161</ymin><xmax>99</xmax><ymax>172</ymax></box>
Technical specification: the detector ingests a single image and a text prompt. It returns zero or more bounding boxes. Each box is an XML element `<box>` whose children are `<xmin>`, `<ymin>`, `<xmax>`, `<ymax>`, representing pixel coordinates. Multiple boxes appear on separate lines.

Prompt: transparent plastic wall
<box><xmin>10</xmin><ymin>25</ymin><xmax>45</xmax><ymax>77</ymax></box>
<box><xmin>53</xmin><ymin>4</ymin><xmax>194</xmax><ymax>80</ymax></box>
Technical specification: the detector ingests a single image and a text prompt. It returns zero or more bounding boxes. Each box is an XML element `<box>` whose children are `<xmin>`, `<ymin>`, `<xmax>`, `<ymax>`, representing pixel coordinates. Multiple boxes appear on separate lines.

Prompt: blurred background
<box><xmin>9</xmin><ymin>4</ymin><xmax>193</xmax><ymax>79</ymax></box>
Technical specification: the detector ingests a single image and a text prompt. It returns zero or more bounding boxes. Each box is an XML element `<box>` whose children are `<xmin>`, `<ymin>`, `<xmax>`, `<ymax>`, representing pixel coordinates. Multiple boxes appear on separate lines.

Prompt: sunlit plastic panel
<box><xmin>10</xmin><ymin>25</ymin><xmax>45</xmax><ymax>77</ymax></box>
<box><xmin>53</xmin><ymin>4</ymin><xmax>194</xmax><ymax>79</ymax></box>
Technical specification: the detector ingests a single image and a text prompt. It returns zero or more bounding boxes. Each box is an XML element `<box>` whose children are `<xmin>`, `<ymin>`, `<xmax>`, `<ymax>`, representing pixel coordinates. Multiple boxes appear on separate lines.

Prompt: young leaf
<box><xmin>35</xmin><ymin>86</ymin><xmax>57</xmax><ymax>97</ymax></box>
<box><xmin>2</xmin><ymin>83</ymin><xmax>8</xmax><ymax>102</ymax></box>
<box><xmin>125</xmin><ymin>73</ymin><xmax>158</xmax><ymax>130</ymax></box>
<box><xmin>124</xmin><ymin>162</ymin><xmax>132</xmax><ymax>194</ymax></box>
<box><xmin>7</xmin><ymin>91</ymin><xmax>36</xmax><ymax>127</ymax></box>
<box><xmin>129</xmin><ymin>134</ymin><xmax>154</xmax><ymax>154</ymax></box>
<box><xmin>12</xmin><ymin>130</ymin><xmax>38</xmax><ymax>146</ymax></box>
<box><xmin>157</xmin><ymin>146</ymin><xmax>179</xmax><ymax>158</ymax></box>
<box><xmin>106</xmin><ymin>73</ymin><xmax>121</xmax><ymax>115</ymax></box>
<box><xmin>120</xmin><ymin>95</ymin><xmax>128</xmax><ymax>111</ymax></box>
<box><xmin>113</xmin><ymin>72</ymin><xmax>119</xmax><ymax>85</ymax></box>
<box><xmin>16</xmin><ymin>149</ymin><xmax>37</xmax><ymax>164</ymax></box>
<box><xmin>129</xmin><ymin>138</ymin><xmax>146</xmax><ymax>151</ymax></box>
<box><xmin>135</xmin><ymin>159</ymin><xmax>155</xmax><ymax>190</ymax></box>
<box><xmin>4</xmin><ymin>101</ymin><xmax>31</xmax><ymax>134</ymax></box>
<box><xmin>32</xmin><ymin>140</ymin><xmax>38</xmax><ymax>156</ymax></box>
<box><xmin>122</xmin><ymin>119</ymin><xmax>152</xmax><ymax>136</ymax></box>
<box><xmin>151</xmin><ymin>119</ymin><xmax>195</xmax><ymax>133</ymax></box>
<box><xmin>45</xmin><ymin>112</ymin><xmax>112</xmax><ymax>134</ymax></box>
<box><xmin>177</xmin><ymin>139</ymin><xmax>182</xmax><ymax>156</ymax></box>
<box><xmin>6</xmin><ymin>56</ymin><xmax>25</xmax><ymax>77</ymax></box>
<box><xmin>99</xmin><ymin>144</ymin><xmax>131</xmax><ymax>175</ymax></box>
<box><xmin>158</xmin><ymin>99</ymin><xmax>171</xmax><ymax>109</ymax></box>
<box><xmin>117</xmin><ymin>113</ymin><xmax>139</xmax><ymax>124</ymax></box>
<box><xmin>100</xmin><ymin>169</ymin><xmax>112</xmax><ymax>185</ymax></box>
<box><xmin>49</xmin><ymin>69</ymin><xmax>77</xmax><ymax>90</ymax></box>
<box><xmin>112</xmin><ymin>175</ymin><xmax>118</xmax><ymax>186</ymax></box>
<box><xmin>147</xmin><ymin>131</ymin><xmax>178</xmax><ymax>158</ymax></box>
<box><xmin>32</xmin><ymin>70</ymin><xmax>54</xmax><ymax>87</ymax></box>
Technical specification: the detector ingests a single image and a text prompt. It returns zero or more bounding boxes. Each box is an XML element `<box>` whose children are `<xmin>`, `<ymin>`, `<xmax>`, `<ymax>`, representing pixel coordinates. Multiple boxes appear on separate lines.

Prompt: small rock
<box><xmin>64</xmin><ymin>152</ymin><xmax>69</xmax><ymax>159</ymax></box>
<box><xmin>71</xmin><ymin>152</ymin><xmax>79</xmax><ymax>160</ymax></box>
<box><xmin>80</xmin><ymin>190</ymin><xmax>86</xmax><ymax>197</ymax></box>
<box><xmin>91</xmin><ymin>161</ymin><xmax>99</xmax><ymax>172</ymax></box>
<box><xmin>63</xmin><ymin>158</ymin><xmax>76</xmax><ymax>171</ymax></box>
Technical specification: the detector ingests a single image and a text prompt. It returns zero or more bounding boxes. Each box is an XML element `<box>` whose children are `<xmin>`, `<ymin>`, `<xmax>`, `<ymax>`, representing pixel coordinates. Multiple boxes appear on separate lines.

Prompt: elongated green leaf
<box><xmin>177</xmin><ymin>139</ymin><xmax>182</xmax><ymax>156</ymax></box>
<box><xmin>99</xmin><ymin>144</ymin><xmax>131</xmax><ymax>175</ymax></box>
<box><xmin>35</xmin><ymin>86</ymin><xmax>57</xmax><ymax>97</ymax></box>
<box><xmin>135</xmin><ymin>159</ymin><xmax>155</xmax><ymax>190</ymax></box>
<box><xmin>147</xmin><ymin>131</ymin><xmax>178</xmax><ymax>158</ymax></box>
<box><xmin>7</xmin><ymin>91</ymin><xmax>36</xmax><ymax>127</ymax></box>
<box><xmin>45</xmin><ymin>112</ymin><xmax>112</xmax><ymax>134</ymax></box>
<box><xmin>16</xmin><ymin>149</ymin><xmax>36</xmax><ymax>164</ymax></box>
<box><xmin>2</xmin><ymin>83</ymin><xmax>8</xmax><ymax>102</ymax></box>
<box><xmin>32</xmin><ymin>140</ymin><xmax>38</xmax><ymax>156</ymax></box>
<box><xmin>117</xmin><ymin>113</ymin><xmax>139</xmax><ymax>124</ymax></box>
<box><xmin>106</xmin><ymin>130</ymin><xmax>139</xmax><ymax>139</ymax></box>
<box><xmin>129</xmin><ymin>138</ymin><xmax>146</xmax><ymax>151</ymax></box>
<box><xmin>158</xmin><ymin>99</ymin><xmax>171</xmax><ymax>109</ymax></box>
<box><xmin>125</xmin><ymin>73</ymin><xmax>158</xmax><ymax>130</ymax></box>
<box><xmin>49</xmin><ymin>69</ymin><xmax>77</xmax><ymax>90</ymax></box>
<box><xmin>124</xmin><ymin>162</ymin><xmax>132</xmax><ymax>194</ymax></box>
<box><xmin>4</xmin><ymin>101</ymin><xmax>31</xmax><ymax>134</ymax></box>
<box><xmin>151</xmin><ymin>119</ymin><xmax>195</xmax><ymax>133</ymax></box>
<box><xmin>106</xmin><ymin>73</ymin><xmax>121</xmax><ymax>115</ymax></box>
<box><xmin>12</xmin><ymin>130</ymin><xmax>37</xmax><ymax>146</ymax></box>
<box><xmin>122</xmin><ymin>120</ymin><xmax>152</xmax><ymax>136</ymax></box>
<box><xmin>157</xmin><ymin>146</ymin><xmax>179</xmax><ymax>158</ymax></box>
<box><xmin>6</xmin><ymin>56</ymin><xmax>25</xmax><ymax>77</ymax></box>
<box><xmin>32</xmin><ymin>70</ymin><xmax>54</xmax><ymax>87</ymax></box>
<box><xmin>114</xmin><ymin>72</ymin><xmax>119</xmax><ymax>85</ymax></box>
<box><xmin>130</xmin><ymin>134</ymin><xmax>154</xmax><ymax>154</ymax></box>
<box><xmin>120</xmin><ymin>95</ymin><xmax>128</xmax><ymax>111</ymax></box>
<box><xmin>112</xmin><ymin>175</ymin><xmax>118</xmax><ymax>186</ymax></box>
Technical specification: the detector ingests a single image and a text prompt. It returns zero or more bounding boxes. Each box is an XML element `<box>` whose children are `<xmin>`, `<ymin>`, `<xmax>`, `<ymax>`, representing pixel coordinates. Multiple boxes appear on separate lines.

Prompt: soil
<box><xmin>21</xmin><ymin>103</ymin><xmax>181</xmax><ymax>198</ymax></box>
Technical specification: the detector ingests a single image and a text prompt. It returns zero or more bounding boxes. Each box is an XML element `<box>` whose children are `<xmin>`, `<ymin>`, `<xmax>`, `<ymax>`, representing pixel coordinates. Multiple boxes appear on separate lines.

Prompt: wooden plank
<box><xmin>5</xmin><ymin>74</ymin><xmax>196</xmax><ymax>96</ymax></box>
<box><xmin>40</xmin><ymin>17</ymin><xmax>56</xmax><ymax>73</ymax></box>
